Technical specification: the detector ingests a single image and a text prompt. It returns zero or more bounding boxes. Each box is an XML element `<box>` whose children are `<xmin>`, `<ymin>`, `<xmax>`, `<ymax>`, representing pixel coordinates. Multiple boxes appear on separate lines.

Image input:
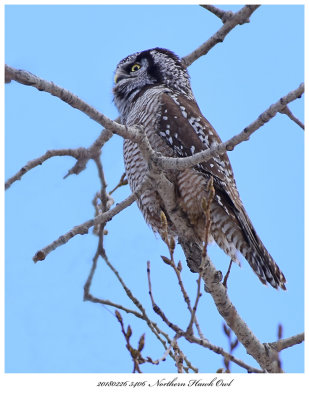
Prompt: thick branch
<box><xmin>150</xmin><ymin>166</ymin><xmax>284</xmax><ymax>372</ymax></box>
<box><xmin>148</xmin><ymin>250</ymin><xmax>263</xmax><ymax>373</ymax></box>
<box><xmin>152</xmin><ymin>83</ymin><xmax>304</xmax><ymax>171</ymax></box>
<box><xmin>182</xmin><ymin>5</ymin><xmax>260</xmax><ymax>67</ymax></box>
<box><xmin>86</xmin><ymin>293</ymin><xmax>143</xmax><ymax>319</ymax></box>
<box><xmin>198</xmin><ymin>256</ymin><xmax>281</xmax><ymax>372</ymax></box>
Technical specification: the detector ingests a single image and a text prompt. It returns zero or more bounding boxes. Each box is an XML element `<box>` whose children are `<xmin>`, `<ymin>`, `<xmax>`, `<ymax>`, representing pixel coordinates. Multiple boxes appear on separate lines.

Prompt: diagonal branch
<box><xmin>5</xmin><ymin>65</ymin><xmax>142</xmax><ymax>144</ymax></box>
<box><xmin>6</xmin><ymin>68</ymin><xmax>303</xmax><ymax>184</ymax></box>
<box><xmin>200</xmin><ymin>5</ymin><xmax>234</xmax><ymax>23</ymax></box>
<box><xmin>182</xmin><ymin>5</ymin><xmax>260</xmax><ymax>67</ymax></box>
<box><xmin>198</xmin><ymin>255</ymin><xmax>279</xmax><ymax>372</ymax></box>
<box><xmin>268</xmin><ymin>332</ymin><xmax>304</xmax><ymax>352</ymax></box>
<box><xmin>147</xmin><ymin>164</ymin><xmax>289</xmax><ymax>372</ymax></box>
<box><xmin>185</xmin><ymin>332</ymin><xmax>264</xmax><ymax>373</ymax></box>
<box><xmin>65</xmin><ymin>119</ymin><xmax>120</xmax><ymax>178</ymax></box>
<box><xmin>101</xmin><ymin>250</ymin><xmax>198</xmax><ymax>372</ymax></box>
<box><xmin>151</xmin><ymin>83</ymin><xmax>304</xmax><ymax>171</ymax></box>
<box><xmin>280</xmin><ymin>106</ymin><xmax>305</xmax><ymax>130</ymax></box>
<box><xmin>32</xmin><ymin>176</ymin><xmax>151</xmax><ymax>262</ymax></box>
<box><xmin>5</xmin><ymin>148</ymin><xmax>90</xmax><ymax>190</ymax></box>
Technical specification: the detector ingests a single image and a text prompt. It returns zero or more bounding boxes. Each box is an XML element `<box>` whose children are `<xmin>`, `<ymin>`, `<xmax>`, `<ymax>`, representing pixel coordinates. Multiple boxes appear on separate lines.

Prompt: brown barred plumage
<box><xmin>113</xmin><ymin>47</ymin><xmax>286</xmax><ymax>290</ymax></box>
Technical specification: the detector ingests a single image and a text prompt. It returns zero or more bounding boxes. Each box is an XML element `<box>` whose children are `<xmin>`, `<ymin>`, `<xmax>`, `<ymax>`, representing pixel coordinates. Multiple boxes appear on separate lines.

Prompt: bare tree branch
<box><xmin>5</xmin><ymin>125</ymin><xmax>118</xmax><ymax>190</ymax></box>
<box><xmin>198</xmin><ymin>255</ymin><xmax>283</xmax><ymax>372</ymax></box>
<box><xmin>280</xmin><ymin>105</ymin><xmax>305</xmax><ymax>130</ymax></box>
<box><xmin>5</xmin><ymin>148</ymin><xmax>84</xmax><ymax>189</ymax></box>
<box><xmin>83</xmin><ymin>228</ymin><xmax>189</xmax><ymax>370</ymax></box>
<box><xmin>147</xmin><ymin>261</ymin><xmax>183</xmax><ymax>334</ymax></box>
<box><xmin>65</xmin><ymin>120</ymin><xmax>120</xmax><ymax>178</ymax></box>
<box><xmin>200</xmin><ymin>4</ymin><xmax>234</xmax><ymax>23</ymax></box>
<box><xmin>268</xmin><ymin>332</ymin><xmax>304</xmax><ymax>352</ymax></box>
<box><xmin>109</xmin><ymin>172</ymin><xmax>128</xmax><ymax>195</ymax></box>
<box><xmin>188</xmin><ymin>332</ymin><xmax>264</xmax><ymax>373</ymax></box>
<box><xmin>182</xmin><ymin>5</ymin><xmax>260</xmax><ymax>67</ymax></box>
<box><xmin>5</xmin><ymin>65</ymin><xmax>142</xmax><ymax>144</ymax></box>
<box><xmin>32</xmin><ymin>176</ymin><xmax>151</xmax><ymax>262</ymax></box>
<box><xmin>185</xmin><ymin>273</ymin><xmax>202</xmax><ymax>335</ymax></box>
<box><xmin>151</xmin><ymin>83</ymin><xmax>304</xmax><ymax>171</ymax></box>
<box><xmin>5</xmin><ymin>69</ymin><xmax>303</xmax><ymax>184</ymax></box>
<box><xmin>148</xmin><ymin>250</ymin><xmax>265</xmax><ymax>373</ymax></box>
<box><xmin>148</xmin><ymin>166</ymin><xmax>287</xmax><ymax>372</ymax></box>
<box><xmin>102</xmin><ymin>252</ymin><xmax>199</xmax><ymax>372</ymax></box>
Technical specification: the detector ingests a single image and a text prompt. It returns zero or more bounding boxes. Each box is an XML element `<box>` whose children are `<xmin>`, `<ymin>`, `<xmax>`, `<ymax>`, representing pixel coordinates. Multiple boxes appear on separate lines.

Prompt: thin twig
<box><xmin>114</xmin><ymin>310</ymin><xmax>145</xmax><ymax>373</ymax></box>
<box><xmin>159</xmin><ymin>214</ymin><xmax>206</xmax><ymax>341</ymax></box>
<box><xmin>184</xmin><ymin>332</ymin><xmax>263</xmax><ymax>373</ymax></box>
<box><xmin>65</xmin><ymin>122</ymin><xmax>120</xmax><ymax>178</ymax></box>
<box><xmin>223</xmin><ymin>259</ymin><xmax>233</xmax><ymax>288</ymax></box>
<box><xmin>147</xmin><ymin>261</ymin><xmax>182</xmax><ymax>334</ymax></box>
<box><xmin>186</xmin><ymin>274</ymin><xmax>202</xmax><ymax>335</ymax></box>
<box><xmin>222</xmin><ymin>323</ymin><xmax>239</xmax><ymax>372</ymax></box>
<box><xmin>152</xmin><ymin>335</ymin><xmax>179</xmax><ymax>365</ymax></box>
<box><xmin>147</xmin><ymin>258</ymin><xmax>263</xmax><ymax>373</ymax></box>
<box><xmin>5</xmin><ymin>148</ymin><xmax>84</xmax><ymax>190</ymax></box>
<box><xmin>83</xmin><ymin>231</ymin><xmax>143</xmax><ymax>319</ymax></box>
<box><xmin>103</xmin><ymin>252</ymin><xmax>196</xmax><ymax>369</ymax></box>
<box><xmin>87</xmin><ymin>293</ymin><xmax>144</xmax><ymax>320</ymax></box>
<box><xmin>109</xmin><ymin>172</ymin><xmax>128</xmax><ymax>195</ymax></box>
<box><xmin>280</xmin><ymin>105</ymin><xmax>304</xmax><ymax>130</ymax></box>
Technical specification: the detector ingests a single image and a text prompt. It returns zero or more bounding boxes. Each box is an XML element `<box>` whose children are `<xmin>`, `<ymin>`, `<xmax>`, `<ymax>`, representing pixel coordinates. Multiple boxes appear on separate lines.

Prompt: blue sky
<box><xmin>5</xmin><ymin>4</ymin><xmax>304</xmax><ymax>375</ymax></box>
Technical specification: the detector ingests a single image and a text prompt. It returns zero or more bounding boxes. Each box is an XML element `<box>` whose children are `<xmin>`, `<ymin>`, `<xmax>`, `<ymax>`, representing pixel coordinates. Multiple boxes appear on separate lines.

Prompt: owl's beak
<box><xmin>114</xmin><ymin>71</ymin><xmax>129</xmax><ymax>84</ymax></box>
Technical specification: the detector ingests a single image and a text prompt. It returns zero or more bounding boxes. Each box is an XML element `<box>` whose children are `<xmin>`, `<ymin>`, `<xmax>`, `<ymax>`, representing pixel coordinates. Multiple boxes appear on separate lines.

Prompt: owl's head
<box><xmin>113</xmin><ymin>48</ymin><xmax>193</xmax><ymax>114</ymax></box>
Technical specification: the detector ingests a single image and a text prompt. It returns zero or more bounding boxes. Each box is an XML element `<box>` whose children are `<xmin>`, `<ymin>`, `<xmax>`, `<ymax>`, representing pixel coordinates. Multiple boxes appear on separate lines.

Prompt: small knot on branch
<box><xmin>213</xmin><ymin>270</ymin><xmax>223</xmax><ymax>283</ymax></box>
<box><xmin>226</xmin><ymin>144</ymin><xmax>234</xmax><ymax>151</ymax></box>
<box><xmin>33</xmin><ymin>250</ymin><xmax>46</xmax><ymax>263</ymax></box>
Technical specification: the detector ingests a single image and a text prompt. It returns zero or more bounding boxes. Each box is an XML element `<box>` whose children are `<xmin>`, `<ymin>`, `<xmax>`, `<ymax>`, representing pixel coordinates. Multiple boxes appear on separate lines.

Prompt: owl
<box><xmin>113</xmin><ymin>47</ymin><xmax>286</xmax><ymax>290</ymax></box>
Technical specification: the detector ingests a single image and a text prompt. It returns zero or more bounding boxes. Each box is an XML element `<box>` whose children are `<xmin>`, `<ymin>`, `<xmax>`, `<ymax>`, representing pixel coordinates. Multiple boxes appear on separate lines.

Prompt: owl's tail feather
<box><xmin>240</xmin><ymin>228</ymin><xmax>287</xmax><ymax>290</ymax></box>
<box><xmin>180</xmin><ymin>232</ymin><xmax>286</xmax><ymax>290</ymax></box>
<box><xmin>179</xmin><ymin>208</ymin><xmax>287</xmax><ymax>290</ymax></box>
<box><xmin>225</xmin><ymin>208</ymin><xmax>287</xmax><ymax>290</ymax></box>
<box><xmin>228</xmin><ymin>204</ymin><xmax>286</xmax><ymax>290</ymax></box>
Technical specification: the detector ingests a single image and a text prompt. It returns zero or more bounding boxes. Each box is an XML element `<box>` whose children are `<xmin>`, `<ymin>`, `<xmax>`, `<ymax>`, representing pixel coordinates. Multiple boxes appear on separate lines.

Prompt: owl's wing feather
<box><xmin>158</xmin><ymin>91</ymin><xmax>286</xmax><ymax>289</ymax></box>
<box><xmin>158</xmin><ymin>91</ymin><xmax>245</xmax><ymax>220</ymax></box>
<box><xmin>159</xmin><ymin>92</ymin><xmax>236</xmax><ymax>184</ymax></box>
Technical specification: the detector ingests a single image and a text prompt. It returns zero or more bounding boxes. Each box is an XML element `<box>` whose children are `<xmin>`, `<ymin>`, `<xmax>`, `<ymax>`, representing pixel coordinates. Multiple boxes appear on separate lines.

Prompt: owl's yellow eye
<box><xmin>131</xmin><ymin>63</ymin><xmax>141</xmax><ymax>72</ymax></box>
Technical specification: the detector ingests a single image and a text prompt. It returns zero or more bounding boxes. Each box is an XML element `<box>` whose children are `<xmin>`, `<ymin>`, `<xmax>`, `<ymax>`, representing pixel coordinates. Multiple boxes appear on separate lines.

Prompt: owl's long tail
<box><xmin>209</xmin><ymin>199</ymin><xmax>287</xmax><ymax>290</ymax></box>
<box><xmin>179</xmin><ymin>202</ymin><xmax>286</xmax><ymax>290</ymax></box>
